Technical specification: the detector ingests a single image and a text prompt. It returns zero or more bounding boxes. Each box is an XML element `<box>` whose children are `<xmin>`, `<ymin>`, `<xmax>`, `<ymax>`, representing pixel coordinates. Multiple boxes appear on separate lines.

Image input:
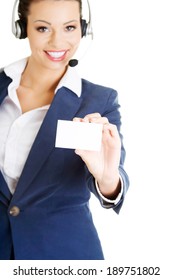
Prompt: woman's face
<box><xmin>27</xmin><ymin>0</ymin><xmax>81</xmax><ymax>70</ymax></box>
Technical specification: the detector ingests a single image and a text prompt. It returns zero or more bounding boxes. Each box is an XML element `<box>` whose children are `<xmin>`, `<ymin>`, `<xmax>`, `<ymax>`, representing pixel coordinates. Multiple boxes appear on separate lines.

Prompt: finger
<box><xmin>75</xmin><ymin>149</ymin><xmax>90</xmax><ymax>159</ymax></box>
<box><xmin>73</xmin><ymin>117</ymin><xmax>83</xmax><ymax>122</ymax></box>
<box><xmin>102</xmin><ymin>124</ymin><xmax>121</xmax><ymax>148</ymax></box>
<box><xmin>103</xmin><ymin>123</ymin><xmax>119</xmax><ymax>138</ymax></box>
<box><xmin>83</xmin><ymin>113</ymin><xmax>101</xmax><ymax>122</ymax></box>
<box><xmin>91</xmin><ymin>117</ymin><xmax>109</xmax><ymax>124</ymax></box>
<box><xmin>85</xmin><ymin>116</ymin><xmax>109</xmax><ymax>125</ymax></box>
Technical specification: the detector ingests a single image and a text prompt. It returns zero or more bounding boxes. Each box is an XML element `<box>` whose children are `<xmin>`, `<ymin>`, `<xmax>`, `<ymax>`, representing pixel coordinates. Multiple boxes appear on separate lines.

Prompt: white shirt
<box><xmin>0</xmin><ymin>58</ymin><xmax>123</xmax><ymax>205</ymax></box>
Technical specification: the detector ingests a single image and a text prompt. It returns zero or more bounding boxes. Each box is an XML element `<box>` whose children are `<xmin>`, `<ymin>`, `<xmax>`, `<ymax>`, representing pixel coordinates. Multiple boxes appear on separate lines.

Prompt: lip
<box><xmin>44</xmin><ymin>50</ymin><xmax>68</xmax><ymax>62</ymax></box>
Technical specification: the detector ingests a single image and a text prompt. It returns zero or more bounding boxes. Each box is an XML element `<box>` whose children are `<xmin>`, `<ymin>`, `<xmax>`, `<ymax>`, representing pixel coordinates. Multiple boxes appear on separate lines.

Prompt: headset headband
<box><xmin>12</xmin><ymin>0</ymin><xmax>93</xmax><ymax>39</ymax></box>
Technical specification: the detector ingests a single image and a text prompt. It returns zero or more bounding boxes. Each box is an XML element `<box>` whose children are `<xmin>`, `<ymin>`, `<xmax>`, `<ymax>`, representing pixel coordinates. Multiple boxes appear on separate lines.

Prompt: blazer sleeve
<box><xmin>86</xmin><ymin>88</ymin><xmax>130</xmax><ymax>214</ymax></box>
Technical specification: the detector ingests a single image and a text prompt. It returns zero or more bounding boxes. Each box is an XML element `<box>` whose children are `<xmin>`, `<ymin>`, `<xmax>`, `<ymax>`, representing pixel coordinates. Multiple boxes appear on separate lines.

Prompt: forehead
<box><xmin>28</xmin><ymin>1</ymin><xmax>81</xmax><ymax>23</ymax></box>
<box><xmin>28</xmin><ymin>0</ymin><xmax>80</xmax><ymax>14</ymax></box>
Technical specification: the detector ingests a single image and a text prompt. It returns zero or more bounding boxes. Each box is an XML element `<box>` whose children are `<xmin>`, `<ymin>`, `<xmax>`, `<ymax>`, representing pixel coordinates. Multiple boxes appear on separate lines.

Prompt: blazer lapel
<box><xmin>0</xmin><ymin>172</ymin><xmax>12</xmax><ymax>205</ymax></box>
<box><xmin>13</xmin><ymin>87</ymin><xmax>83</xmax><ymax>198</ymax></box>
<box><xmin>0</xmin><ymin>72</ymin><xmax>12</xmax><ymax>204</ymax></box>
<box><xmin>0</xmin><ymin>72</ymin><xmax>12</xmax><ymax>103</ymax></box>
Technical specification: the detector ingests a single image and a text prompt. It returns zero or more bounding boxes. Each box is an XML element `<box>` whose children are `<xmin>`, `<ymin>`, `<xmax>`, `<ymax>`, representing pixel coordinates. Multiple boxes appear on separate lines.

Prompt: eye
<box><xmin>36</xmin><ymin>26</ymin><xmax>49</xmax><ymax>33</ymax></box>
<box><xmin>65</xmin><ymin>25</ymin><xmax>76</xmax><ymax>32</ymax></box>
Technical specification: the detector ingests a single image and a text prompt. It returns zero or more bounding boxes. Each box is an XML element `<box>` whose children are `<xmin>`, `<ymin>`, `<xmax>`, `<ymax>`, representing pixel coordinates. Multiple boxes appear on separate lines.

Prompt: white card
<box><xmin>55</xmin><ymin>120</ymin><xmax>103</xmax><ymax>151</ymax></box>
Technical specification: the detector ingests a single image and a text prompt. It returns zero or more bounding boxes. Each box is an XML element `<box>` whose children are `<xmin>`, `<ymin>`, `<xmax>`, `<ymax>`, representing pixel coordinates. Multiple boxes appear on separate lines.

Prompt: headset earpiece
<box><xmin>81</xmin><ymin>19</ymin><xmax>88</xmax><ymax>37</ymax></box>
<box><xmin>12</xmin><ymin>0</ymin><xmax>27</xmax><ymax>39</ymax></box>
<box><xmin>14</xmin><ymin>19</ymin><xmax>27</xmax><ymax>39</ymax></box>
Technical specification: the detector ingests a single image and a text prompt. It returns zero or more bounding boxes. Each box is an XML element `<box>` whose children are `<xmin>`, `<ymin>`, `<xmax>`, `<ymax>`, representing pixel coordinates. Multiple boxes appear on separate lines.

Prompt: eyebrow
<box><xmin>34</xmin><ymin>20</ymin><xmax>51</xmax><ymax>25</ymax></box>
<box><xmin>63</xmin><ymin>20</ymin><xmax>79</xmax><ymax>25</ymax></box>
<box><xmin>33</xmin><ymin>19</ymin><xmax>78</xmax><ymax>25</ymax></box>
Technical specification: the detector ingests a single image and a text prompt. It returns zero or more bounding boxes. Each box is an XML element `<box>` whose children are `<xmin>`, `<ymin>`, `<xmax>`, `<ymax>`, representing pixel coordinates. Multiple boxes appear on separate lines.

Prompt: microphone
<box><xmin>68</xmin><ymin>59</ymin><xmax>78</xmax><ymax>67</ymax></box>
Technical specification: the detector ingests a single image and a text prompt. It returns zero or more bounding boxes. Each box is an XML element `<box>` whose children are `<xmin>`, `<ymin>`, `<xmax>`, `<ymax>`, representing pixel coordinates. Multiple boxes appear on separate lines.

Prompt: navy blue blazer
<box><xmin>0</xmin><ymin>70</ymin><xmax>129</xmax><ymax>260</ymax></box>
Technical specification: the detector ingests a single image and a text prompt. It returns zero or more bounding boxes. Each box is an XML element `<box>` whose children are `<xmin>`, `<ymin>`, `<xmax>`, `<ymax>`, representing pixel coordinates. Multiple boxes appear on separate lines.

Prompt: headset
<box><xmin>12</xmin><ymin>0</ymin><xmax>93</xmax><ymax>40</ymax></box>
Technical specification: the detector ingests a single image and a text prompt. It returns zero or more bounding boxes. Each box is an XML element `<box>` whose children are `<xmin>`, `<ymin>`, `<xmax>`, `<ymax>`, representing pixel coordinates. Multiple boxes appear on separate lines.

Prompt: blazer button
<box><xmin>9</xmin><ymin>206</ymin><xmax>20</xmax><ymax>217</ymax></box>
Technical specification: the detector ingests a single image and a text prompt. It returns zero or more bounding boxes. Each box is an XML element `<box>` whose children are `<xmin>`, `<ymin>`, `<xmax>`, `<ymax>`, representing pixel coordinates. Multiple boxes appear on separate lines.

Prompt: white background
<box><xmin>0</xmin><ymin>0</ymin><xmax>173</xmax><ymax>278</ymax></box>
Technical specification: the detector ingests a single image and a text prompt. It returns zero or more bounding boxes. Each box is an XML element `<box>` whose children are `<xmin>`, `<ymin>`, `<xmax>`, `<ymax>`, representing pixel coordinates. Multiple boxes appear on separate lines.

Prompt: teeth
<box><xmin>47</xmin><ymin>51</ymin><xmax>65</xmax><ymax>58</ymax></box>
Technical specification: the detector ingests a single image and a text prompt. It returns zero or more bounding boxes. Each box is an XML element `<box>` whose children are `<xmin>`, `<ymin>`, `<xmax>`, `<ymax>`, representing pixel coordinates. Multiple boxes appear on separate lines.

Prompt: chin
<box><xmin>42</xmin><ymin>60</ymin><xmax>69</xmax><ymax>72</ymax></box>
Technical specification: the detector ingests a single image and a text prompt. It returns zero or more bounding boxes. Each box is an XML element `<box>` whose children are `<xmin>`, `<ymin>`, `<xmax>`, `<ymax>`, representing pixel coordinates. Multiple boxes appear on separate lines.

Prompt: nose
<box><xmin>49</xmin><ymin>30</ymin><xmax>64</xmax><ymax>48</ymax></box>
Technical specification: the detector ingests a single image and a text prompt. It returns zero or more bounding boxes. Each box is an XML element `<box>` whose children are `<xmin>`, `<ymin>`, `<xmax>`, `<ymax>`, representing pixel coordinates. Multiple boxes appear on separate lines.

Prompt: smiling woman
<box><xmin>26</xmin><ymin>1</ymin><xmax>81</xmax><ymax>78</ymax></box>
<box><xmin>0</xmin><ymin>0</ymin><xmax>129</xmax><ymax>260</ymax></box>
<box><xmin>15</xmin><ymin>1</ymin><xmax>82</xmax><ymax>113</ymax></box>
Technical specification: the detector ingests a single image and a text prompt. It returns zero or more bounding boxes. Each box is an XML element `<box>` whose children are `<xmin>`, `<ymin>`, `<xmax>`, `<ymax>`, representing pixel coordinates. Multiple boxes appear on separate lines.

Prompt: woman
<box><xmin>0</xmin><ymin>0</ymin><xmax>129</xmax><ymax>260</ymax></box>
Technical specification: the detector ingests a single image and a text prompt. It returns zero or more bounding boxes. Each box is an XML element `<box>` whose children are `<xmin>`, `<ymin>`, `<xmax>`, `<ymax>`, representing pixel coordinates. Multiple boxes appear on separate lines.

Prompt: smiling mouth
<box><xmin>45</xmin><ymin>50</ymin><xmax>68</xmax><ymax>61</ymax></box>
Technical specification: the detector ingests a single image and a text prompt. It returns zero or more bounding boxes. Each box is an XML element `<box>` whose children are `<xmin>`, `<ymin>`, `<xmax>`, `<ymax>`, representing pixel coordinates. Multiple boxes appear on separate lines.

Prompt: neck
<box><xmin>21</xmin><ymin>56</ymin><xmax>67</xmax><ymax>92</ymax></box>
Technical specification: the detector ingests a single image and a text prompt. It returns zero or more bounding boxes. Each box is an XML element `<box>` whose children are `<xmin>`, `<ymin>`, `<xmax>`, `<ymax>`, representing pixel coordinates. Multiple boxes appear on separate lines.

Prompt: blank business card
<box><xmin>55</xmin><ymin>120</ymin><xmax>103</xmax><ymax>151</ymax></box>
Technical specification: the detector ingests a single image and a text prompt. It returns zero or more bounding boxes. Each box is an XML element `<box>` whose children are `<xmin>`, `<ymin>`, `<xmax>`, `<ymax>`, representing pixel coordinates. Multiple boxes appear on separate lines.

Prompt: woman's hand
<box><xmin>73</xmin><ymin>113</ymin><xmax>121</xmax><ymax>199</ymax></box>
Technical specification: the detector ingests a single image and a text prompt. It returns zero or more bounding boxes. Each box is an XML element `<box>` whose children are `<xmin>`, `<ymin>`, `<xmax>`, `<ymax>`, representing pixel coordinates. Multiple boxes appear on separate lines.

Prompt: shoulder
<box><xmin>81</xmin><ymin>78</ymin><xmax>118</xmax><ymax>96</ymax></box>
<box><xmin>81</xmin><ymin>79</ymin><xmax>119</xmax><ymax>109</ymax></box>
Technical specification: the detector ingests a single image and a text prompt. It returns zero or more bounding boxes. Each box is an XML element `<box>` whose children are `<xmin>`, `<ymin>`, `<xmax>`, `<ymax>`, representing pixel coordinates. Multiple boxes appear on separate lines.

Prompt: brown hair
<box><xmin>18</xmin><ymin>0</ymin><xmax>82</xmax><ymax>23</ymax></box>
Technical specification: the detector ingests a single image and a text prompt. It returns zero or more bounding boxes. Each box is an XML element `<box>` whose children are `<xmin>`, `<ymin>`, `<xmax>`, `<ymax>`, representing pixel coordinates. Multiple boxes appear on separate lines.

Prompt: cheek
<box><xmin>70</xmin><ymin>35</ymin><xmax>81</xmax><ymax>49</ymax></box>
<box><xmin>28</xmin><ymin>35</ymin><xmax>44</xmax><ymax>51</ymax></box>
<box><xmin>68</xmin><ymin>29</ymin><xmax>81</xmax><ymax>46</ymax></box>
<box><xmin>27</xmin><ymin>28</ymin><xmax>45</xmax><ymax>50</ymax></box>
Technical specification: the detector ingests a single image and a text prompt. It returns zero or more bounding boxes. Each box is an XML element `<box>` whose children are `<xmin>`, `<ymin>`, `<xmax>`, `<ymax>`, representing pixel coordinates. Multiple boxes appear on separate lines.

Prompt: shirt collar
<box><xmin>4</xmin><ymin>57</ymin><xmax>82</xmax><ymax>97</ymax></box>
